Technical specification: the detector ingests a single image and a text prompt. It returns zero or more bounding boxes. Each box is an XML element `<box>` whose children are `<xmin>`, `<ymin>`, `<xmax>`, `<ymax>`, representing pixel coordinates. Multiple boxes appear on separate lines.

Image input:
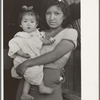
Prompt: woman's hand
<box><xmin>16</xmin><ymin>61</ymin><xmax>29</xmax><ymax>76</ymax></box>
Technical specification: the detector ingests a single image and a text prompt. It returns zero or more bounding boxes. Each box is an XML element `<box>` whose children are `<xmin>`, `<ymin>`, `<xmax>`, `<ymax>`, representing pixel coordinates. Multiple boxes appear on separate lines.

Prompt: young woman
<box><xmin>16</xmin><ymin>0</ymin><xmax>78</xmax><ymax>100</ymax></box>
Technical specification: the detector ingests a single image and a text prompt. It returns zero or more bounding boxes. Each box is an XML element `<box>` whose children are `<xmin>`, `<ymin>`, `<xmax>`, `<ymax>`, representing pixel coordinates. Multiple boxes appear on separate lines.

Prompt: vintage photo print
<box><xmin>1</xmin><ymin>0</ymin><xmax>99</xmax><ymax>100</ymax></box>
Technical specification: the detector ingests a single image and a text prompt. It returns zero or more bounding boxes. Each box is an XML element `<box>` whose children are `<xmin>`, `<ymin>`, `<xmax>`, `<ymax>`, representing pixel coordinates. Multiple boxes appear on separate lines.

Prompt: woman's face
<box><xmin>46</xmin><ymin>5</ymin><xmax>65</xmax><ymax>29</ymax></box>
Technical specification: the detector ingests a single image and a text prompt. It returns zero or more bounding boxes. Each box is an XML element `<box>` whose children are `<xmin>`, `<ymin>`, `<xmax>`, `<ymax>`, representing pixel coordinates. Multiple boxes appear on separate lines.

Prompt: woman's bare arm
<box><xmin>28</xmin><ymin>39</ymin><xmax>74</xmax><ymax>66</ymax></box>
<box><xmin>16</xmin><ymin>39</ymin><xmax>74</xmax><ymax>76</ymax></box>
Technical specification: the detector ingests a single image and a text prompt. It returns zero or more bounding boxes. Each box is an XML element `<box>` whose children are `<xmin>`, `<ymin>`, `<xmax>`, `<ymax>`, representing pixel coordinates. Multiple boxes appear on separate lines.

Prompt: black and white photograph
<box><xmin>2</xmin><ymin>0</ymin><xmax>99</xmax><ymax>100</ymax></box>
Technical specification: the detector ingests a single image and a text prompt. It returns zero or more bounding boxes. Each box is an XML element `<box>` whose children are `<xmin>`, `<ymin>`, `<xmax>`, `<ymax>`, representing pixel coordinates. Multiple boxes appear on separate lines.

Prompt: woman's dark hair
<box><xmin>19</xmin><ymin>5</ymin><xmax>40</xmax><ymax>25</ymax></box>
<box><xmin>40</xmin><ymin>0</ymin><xmax>69</xmax><ymax>30</ymax></box>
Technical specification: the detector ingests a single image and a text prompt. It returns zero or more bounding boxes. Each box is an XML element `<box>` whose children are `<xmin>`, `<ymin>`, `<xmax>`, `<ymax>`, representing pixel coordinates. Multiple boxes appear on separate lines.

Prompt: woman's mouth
<box><xmin>49</xmin><ymin>22</ymin><xmax>56</xmax><ymax>25</ymax></box>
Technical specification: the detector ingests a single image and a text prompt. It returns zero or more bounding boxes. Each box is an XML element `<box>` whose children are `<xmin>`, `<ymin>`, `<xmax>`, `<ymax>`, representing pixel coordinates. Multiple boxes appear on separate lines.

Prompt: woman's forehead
<box><xmin>47</xmin><ymin>5</ymin><xmax>62</xmax><ymax>12</ymax></box>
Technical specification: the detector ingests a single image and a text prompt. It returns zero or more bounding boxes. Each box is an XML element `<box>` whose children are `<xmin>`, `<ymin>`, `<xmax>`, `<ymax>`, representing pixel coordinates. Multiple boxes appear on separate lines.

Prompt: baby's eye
<box><xmin>24</xmin><ymin>20</ymin><xmax>27</xmax><ymax>23</ymax></box>
<box><xmin>31</xmin><ymin>21</ymin><xmax>34</xmax><ymax>23</ymax></box>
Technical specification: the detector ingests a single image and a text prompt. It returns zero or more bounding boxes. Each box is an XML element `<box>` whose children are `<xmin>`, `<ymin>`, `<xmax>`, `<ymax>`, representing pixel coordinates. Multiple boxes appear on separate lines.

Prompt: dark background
<box><xmin>4</xmin><ymin>0</ymin><xmax>44</xmax><ymax>49</ymax></box>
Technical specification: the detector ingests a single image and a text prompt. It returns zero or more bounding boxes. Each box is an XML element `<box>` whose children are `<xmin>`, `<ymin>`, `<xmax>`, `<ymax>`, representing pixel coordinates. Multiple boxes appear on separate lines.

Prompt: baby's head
<box><xmin>19</xmin><ymin>5</ymin><xmax>39</xmax><ymax>33</ymax></box>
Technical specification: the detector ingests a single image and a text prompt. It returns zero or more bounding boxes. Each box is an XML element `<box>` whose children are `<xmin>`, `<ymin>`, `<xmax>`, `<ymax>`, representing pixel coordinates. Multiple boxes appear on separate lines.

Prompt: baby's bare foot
<box><xmin>39</xmin><ymin>86</ymin><xmax>54</xmax><ymax>94</ymax></box>
<box><xmin>21</xmin><ymin>94</ymin><xmax>34</xmax><ymax>100</ymax></box>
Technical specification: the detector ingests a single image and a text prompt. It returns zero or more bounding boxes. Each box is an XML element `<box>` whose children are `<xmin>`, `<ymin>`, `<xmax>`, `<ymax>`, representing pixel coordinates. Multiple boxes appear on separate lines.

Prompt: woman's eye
<box><xmin>55</xmin><ymin>12</ymin><xmax>60</xmax><ymax>15</ymax></box>
<box><xmin>31</xmin><ymin>21</ymin><xmax>34</xmax><ymax>23</ymax></box>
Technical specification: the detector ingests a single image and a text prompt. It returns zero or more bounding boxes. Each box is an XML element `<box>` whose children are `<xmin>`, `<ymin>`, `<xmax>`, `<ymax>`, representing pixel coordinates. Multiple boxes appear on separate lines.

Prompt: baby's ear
<box><xmin>35</xmin><ymin>23</ymin><xmax>38</xmax><ymax>28</ymax></box>
<box><xmin>36</xmin><ymin>22</ymin><xmax>39</xmax><ymax>27</ymax></box>
<box><xmin>20</xmin><ymin>25</ymin><xmax>22</xmax><ymax>28</ymax></box>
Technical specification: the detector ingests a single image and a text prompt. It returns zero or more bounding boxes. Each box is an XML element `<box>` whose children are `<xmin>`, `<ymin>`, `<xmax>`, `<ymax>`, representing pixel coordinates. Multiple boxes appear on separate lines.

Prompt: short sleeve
<box><xmin>62</xmin><ymin>29</ymin><xmax>78</xmax><ymax>49</ymax></box>
<box><xmin>39</xmin><ymin>31</ymin><xmax>45</xmax><ymax>38</ymax></box>
<box><xmin>39</xmin><ymin>31</ymin><xmax>46</xmax><ymax>43</ymax></box>
<box><xmin>8</xmin><ymin>39</ymin><xmax>20</xmax><ymax>58</ymax></box>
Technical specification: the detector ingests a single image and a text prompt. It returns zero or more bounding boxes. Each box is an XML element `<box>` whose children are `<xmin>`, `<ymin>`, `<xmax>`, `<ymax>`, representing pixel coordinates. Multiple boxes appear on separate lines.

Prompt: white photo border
<box><xmin>1</xmin><ymin>0</ymin><xmax>99</xmax><ymax>100</ymax></box>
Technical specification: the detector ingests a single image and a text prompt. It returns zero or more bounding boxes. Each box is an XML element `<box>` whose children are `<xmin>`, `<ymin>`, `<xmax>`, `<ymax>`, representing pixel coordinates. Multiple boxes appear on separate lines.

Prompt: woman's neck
<box><xmin>48</xmin><ymin>27</ymin><xmax>64</xmax><ymax>37</ymax></box>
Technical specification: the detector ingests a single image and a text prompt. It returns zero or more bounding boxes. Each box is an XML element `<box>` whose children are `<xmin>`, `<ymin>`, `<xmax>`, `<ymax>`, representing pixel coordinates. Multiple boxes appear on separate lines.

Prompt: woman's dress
<box><xmin>16</xmin><ymin>28</ymin><xmax>78</xmax><ymax>100</ymax></box>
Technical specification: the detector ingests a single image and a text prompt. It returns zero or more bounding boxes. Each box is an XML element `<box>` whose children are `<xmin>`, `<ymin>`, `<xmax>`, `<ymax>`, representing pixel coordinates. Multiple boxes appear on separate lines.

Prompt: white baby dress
<box><xmin>8</xmin><ymin>30</ymin><xmax>44</xmax><ymax>85</ymax></box>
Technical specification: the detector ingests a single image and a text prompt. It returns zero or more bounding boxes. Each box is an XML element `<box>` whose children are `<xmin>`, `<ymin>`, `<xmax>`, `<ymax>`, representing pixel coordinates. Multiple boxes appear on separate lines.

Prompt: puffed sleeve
<box><xmin>40</xmin><ymin>31</ymin><xmax>45</xmax><ymax>39</ymax></box>
<box><xmin>8</xmin><ymin>39</ymin><xmax>20</xmax><ymax>58</ymax></box>
<box><xmin>39</xmin><ymin>31</ymin><xmax>46</xmax><ymax>43</ymax></box>
<box><xmin>62</xmin><ymin>29</ymin><xmax>78</xmax><ymax>49</ymax></box>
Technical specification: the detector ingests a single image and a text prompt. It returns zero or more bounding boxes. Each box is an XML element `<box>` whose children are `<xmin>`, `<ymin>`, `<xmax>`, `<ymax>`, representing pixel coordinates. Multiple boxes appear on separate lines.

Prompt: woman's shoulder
<box><xmin>61</xmin><ymin>28</ymin><xmax>78</xmax><ymax>41</ymax></box>
<box><xmin>62</xmin><ymin>28</ymin><xmax>78</xmax><ymax>36</ymax></box>
<box><xmin>63</xmin><ymin>28</ymin><xmax>77</xmax><ymax>33</ymax></box>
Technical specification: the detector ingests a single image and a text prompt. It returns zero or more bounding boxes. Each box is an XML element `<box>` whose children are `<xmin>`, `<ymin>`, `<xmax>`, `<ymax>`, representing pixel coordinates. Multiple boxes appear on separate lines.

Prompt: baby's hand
<box><xmin>50</xmin><ymin>37</ymin><xmax>55</xmax><ymax>43</ymax></box>
<box><xmin>17</xmin><ymin>50</ymin><xmax>31</xmax><ymax>58</ymax></box>
<box><xmin>23</xmin><ymin>53</ymin><xmax>31</xmax><ymax>58</ymax></box>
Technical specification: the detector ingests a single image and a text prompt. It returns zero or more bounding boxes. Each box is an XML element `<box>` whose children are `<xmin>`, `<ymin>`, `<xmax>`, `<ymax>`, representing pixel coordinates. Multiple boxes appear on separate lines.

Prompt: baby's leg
<box><xmin>39</xmin><ymin>80</ymin><xmax>54</xmax><ymax>94</ymax></box>
<box><xmin>21</xmin><ymin>80</ymin><xmax>34</xmax><ymax>100</ymax></box>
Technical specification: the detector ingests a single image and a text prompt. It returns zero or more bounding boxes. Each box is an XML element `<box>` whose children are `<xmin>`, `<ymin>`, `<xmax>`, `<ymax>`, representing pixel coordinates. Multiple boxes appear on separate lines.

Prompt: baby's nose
<box><xmin>27</xmin><ymin>22</ymin><xmax>31</xmax><ymax>25</ymax></box>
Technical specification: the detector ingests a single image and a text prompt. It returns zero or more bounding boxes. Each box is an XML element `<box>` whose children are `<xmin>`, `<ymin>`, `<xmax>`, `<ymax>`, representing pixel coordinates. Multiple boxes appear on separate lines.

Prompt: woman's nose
<box><xmin>50</xmin><ymin>14</ymin><xmax>55</xmax><ymax>20</ymax></box>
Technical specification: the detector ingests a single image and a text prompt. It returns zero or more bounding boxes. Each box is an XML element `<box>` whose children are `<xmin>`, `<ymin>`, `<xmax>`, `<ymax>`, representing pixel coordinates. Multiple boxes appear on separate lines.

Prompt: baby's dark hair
<box><xmin>41</xmin><ymin>0</ymin><xmax>69</xmax><ymax>29</ymax></box>
<box><xmin>19</xmin><ymin>5</ymin><xmax>39</xmax><ymax>25</ymax></box>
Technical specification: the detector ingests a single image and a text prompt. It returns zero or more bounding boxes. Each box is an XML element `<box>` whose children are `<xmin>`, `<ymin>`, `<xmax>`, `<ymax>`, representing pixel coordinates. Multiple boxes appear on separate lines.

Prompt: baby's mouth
<box><xmin>27</xmin><ymin>27</ymin><xmax>31</xmax><ymax>29</ymax></box>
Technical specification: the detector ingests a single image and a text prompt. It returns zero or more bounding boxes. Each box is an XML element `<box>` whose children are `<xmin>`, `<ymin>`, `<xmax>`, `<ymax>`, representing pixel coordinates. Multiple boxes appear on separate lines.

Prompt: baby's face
<box><xmin>20</xmin><ymin>14</ymin><xmax>38</xmax><ymax>33</ymax></box>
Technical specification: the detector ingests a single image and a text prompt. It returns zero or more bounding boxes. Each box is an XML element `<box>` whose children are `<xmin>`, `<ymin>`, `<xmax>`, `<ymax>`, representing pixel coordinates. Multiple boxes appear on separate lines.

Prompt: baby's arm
<box><xmin>39</xmin><ymin>31</ymin><xmax>55</xmax><ymax>45</ymax></box>
<box><xmin>16</xmin><ymin>50</ymin><xmax>31</xmax><ymax>58</ymax></box>
<box><xmin>42</xmin><ymin>37</ymin><xmax>55</xmax><ymax>45</ymax></box>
